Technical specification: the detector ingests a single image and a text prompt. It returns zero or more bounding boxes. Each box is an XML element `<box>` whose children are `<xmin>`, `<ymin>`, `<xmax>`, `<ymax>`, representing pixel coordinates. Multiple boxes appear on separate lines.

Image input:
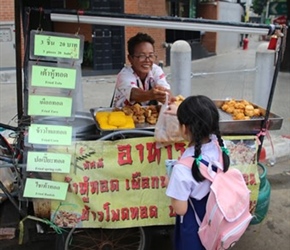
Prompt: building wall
<box><xmin>197</xmin><ymin>1</ymin><xmax>243</xmax><ymax>54</ymax></box>
<box><xmin>198</xmin><ymin>2</ymin><xmax>218</xmax><ymax>53</ymax></box>
<box><xmin>124</xmin><ymin>0</ymin><xmax>167</xmax><ymax>65</ymax></box>
<box><xmin>217</xmin><ymin>1</ymin><xmax>243</xmax><ymax>54</ymax></box>
<box><xmin>0</xmin><ymin>0</ymin><xmax>17</xmax><ymax>68</ymax></box>
<box><xmin>0</xmin><ymin>0</ymin><xmax>15</xmax><ymax>21</ymax></box>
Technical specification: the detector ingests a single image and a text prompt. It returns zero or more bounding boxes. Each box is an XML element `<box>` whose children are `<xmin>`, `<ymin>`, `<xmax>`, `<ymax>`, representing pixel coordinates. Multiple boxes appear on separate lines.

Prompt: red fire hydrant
<box><xmin>243</xmin><ymin>36</ymin><xmax>249</xmax><ymax>50</ymax></box>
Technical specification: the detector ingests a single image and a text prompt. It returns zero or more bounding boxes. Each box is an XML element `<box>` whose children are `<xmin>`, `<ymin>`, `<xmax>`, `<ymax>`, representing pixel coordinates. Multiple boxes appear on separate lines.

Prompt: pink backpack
<box><xmin>178</xmin><ymin>156</ymin><xmax>252</xmax><ymax>250</ymax></box>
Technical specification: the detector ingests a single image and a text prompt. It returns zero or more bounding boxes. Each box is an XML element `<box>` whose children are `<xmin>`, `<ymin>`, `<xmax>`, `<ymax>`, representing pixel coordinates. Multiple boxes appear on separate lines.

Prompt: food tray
<box><xmin>214</xmin><ymin>100</ymin><xmax>283</xmax><ymax>134</ymax></box>
<box><xmin>90</xmin><ymin>107</ymin><xmax>155</xmax><ymax>134</ymax></box>
<box><xmin>90</xmin><ymin>101</ymin><xmax>283</xmax><ymax>136</ymax></box>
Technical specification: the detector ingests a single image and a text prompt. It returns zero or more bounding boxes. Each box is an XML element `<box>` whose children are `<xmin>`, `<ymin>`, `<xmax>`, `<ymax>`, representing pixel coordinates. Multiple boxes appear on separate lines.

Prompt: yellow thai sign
<box><xmin>50</xmin><ymin>137</ymin><xmax>186</xmax><ymax>228</ymax></box>
<box><xmin>49</xmin><ymin>135</ymin><xmax>259</xmax><ymax>229</ymax></box>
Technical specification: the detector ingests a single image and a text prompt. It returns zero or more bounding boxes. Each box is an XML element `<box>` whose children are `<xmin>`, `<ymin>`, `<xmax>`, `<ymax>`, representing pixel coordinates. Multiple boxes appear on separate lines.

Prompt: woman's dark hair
<box><xmin>127</xmin><ymin>32</ymin><xmax>155</xmax><ymax>56</ymax></box>
<box><xmin>177</xmin><ymin>95</ymin><xmax>230</xmax><ymax>182</ymax></box>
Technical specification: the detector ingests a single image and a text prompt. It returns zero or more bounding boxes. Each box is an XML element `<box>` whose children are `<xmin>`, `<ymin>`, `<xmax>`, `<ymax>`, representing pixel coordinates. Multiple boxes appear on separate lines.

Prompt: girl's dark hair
<box><xmin>177</xmin><ymin>95</ymin><xmax>230</xmax><ymax>182</ymax></box>
<box><xmin>127</xmin><ymin>32</ymin><xmax>155</xmax><ymax>56</ymax></box>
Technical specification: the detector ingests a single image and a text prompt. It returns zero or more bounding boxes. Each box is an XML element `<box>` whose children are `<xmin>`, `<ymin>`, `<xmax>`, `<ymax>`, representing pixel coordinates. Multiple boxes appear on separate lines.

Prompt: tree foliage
<box><xmin>252</xmin><ymin>0</ymin><xmax>268</xmax><ymax>15</ymax></box>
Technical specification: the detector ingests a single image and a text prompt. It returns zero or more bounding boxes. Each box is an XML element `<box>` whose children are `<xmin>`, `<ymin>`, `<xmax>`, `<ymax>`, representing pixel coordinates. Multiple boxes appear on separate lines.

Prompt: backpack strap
<box><xmin>177</xmin><ymin>157</ymin><xmax>218</xmax><ymax>182</ymax></box>
<box><xmin>179</xmin><ymin>157</ymin><xmax>218</xmax><ymax>227</ymax></box>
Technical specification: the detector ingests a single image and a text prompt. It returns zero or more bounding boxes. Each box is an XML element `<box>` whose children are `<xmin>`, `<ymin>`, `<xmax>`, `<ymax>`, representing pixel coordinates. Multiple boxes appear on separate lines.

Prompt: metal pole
<box><xmin>14</xmin><ymin>0</ymin><xmax>23</xmax><ymax>124</ymax></box>
<box><xmin>257</xmin><ymin>27</ymin><xmax>287</xmax><ymax>161</ymax></box>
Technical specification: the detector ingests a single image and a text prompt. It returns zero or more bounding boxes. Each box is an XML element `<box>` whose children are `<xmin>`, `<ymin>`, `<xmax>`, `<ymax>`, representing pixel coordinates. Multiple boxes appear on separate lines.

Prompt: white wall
<box><xmin>0</xmin><ymin>22</ymin><xmax>16</xmax><ymax>69</ymax></box>
<box><xmin>217</xmin><ymin>2</ymin><xmax>244</xmax><ymax>54</ymax></box>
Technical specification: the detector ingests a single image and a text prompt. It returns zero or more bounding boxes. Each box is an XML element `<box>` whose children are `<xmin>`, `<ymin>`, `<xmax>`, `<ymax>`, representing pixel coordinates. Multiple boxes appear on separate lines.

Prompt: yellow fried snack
<box><xmin>108</xmin><ymin>112</ymin><xmax>127</xmax><ymax>127</ymax></box>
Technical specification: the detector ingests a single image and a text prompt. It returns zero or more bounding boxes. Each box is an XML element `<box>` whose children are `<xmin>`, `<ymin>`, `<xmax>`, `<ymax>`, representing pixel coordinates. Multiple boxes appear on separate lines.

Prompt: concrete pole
<box><xmin>254</xmin><ymin>43</ymin><xmax>275</xmax><ymax>108</ymax></box>
<box><xmin>170</xmin><ymin>40</ymin><xmax>191</xmax><ymax>97</ymax></box>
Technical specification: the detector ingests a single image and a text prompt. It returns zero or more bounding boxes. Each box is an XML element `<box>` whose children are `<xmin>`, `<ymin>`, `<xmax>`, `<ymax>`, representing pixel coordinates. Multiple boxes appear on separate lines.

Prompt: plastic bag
<box><xmin>154</xmin><ymin>94</ymin><xmax>183</xmax><ymax>146</ymax></box>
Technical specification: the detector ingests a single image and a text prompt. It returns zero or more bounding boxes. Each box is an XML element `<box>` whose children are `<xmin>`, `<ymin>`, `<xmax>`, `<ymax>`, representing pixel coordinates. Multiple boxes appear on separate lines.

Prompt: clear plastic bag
<box><xmin>154</xmin><ymin>94</ymin><xmax>183</xmax><ymax>146</ymax></box>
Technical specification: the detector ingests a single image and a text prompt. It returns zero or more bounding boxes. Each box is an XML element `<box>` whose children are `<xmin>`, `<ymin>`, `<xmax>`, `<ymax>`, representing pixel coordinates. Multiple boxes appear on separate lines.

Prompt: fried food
<box><xmin>174</xmin><ymin>95</ymin><xmax>185</xmax><ymax>106</ymax></box>
<box><xmin>221</xmin><ymin>99</ymin><xmax>262</xmax><ymax>120</ymax></box>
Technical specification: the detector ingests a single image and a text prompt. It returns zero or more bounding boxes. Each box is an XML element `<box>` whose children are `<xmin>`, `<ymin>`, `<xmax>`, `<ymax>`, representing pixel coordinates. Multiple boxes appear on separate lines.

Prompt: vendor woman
<box><xmin>111</xmin><ymin>32</ymin><xmax>175</xmax><ymax>107</ymax></box>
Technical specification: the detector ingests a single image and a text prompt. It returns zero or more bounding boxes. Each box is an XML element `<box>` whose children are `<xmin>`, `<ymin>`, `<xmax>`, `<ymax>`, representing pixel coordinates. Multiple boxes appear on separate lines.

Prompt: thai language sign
<box><xmin>24</xmin><ymin>178</ymin><xmax>69</xmax><ymax>200</ymax></box>
<box><xmin>27</xmin><ymin>151</ymin><xmax>71</xmax><ymax>173</ymax></box>
<box><xmin>50</xmin><ymin>137</ymin><xmax>186</xmax><ymax>228</ymax></box>
<box><xmin>49</xmin><ymin>135</ymin><xmax>260</xmax><ymax>229</ymax></box>
<box><xmin>28</xmin><ymin>124</ymin><xmax>73</xmax><ymax>146</ymax></box>
<box><xmin>29</xmin><ymin>63</ymin><xmax>78</xmax><ymax>89</ymax></box>
<box><xmin>30</xmin><ymin>31</ymin><xmax>83</xmax><ymax>61</ymax></box>
<box><xmin>28</xmin><ymin>95</ymin><xmax>73</xmax><ymax>117</ymax></box>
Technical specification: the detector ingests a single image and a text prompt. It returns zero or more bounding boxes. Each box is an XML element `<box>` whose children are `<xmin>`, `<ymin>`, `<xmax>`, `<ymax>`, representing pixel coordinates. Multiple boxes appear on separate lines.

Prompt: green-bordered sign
<box><xmin>30</xmin><ymin>30</ymin><xmax>84</xmax><ymax>63</ymax></box>
<box><xmin>269</xmin><ymin>2</ymin><xmax>287</xmax><ymax>15</ymax></box>
<box><xmin>29</xmin><ymin>62</ymin><xmax>78</xmax><ymax>89</ymax></box>
<box><xmin>28</xmin><ymin>95</ymin><xmax>73</xmax><ymax>117</ymax></box>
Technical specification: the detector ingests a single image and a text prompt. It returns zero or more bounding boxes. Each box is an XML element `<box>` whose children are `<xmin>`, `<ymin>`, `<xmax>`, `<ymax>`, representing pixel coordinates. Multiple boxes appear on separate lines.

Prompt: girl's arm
<box><xmin>171</xmin><ymin>198</ymin><xmax>188</xmax><ymax>216</ymax></box>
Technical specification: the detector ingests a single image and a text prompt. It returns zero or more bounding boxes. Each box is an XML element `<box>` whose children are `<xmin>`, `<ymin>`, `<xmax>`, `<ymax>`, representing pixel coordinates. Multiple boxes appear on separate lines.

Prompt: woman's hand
<box><xmin>151</xmin><ymin>86</ymin><xmax>167</xmax><ymax>104</ymax></box>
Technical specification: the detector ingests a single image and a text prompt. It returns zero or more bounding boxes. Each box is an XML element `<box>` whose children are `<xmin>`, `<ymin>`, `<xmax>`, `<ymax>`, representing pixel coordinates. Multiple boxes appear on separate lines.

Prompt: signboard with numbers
<box><xmin>29</xmin><ymin>30</ymin><xmax>84</xmax><ymax>63</ymax></box>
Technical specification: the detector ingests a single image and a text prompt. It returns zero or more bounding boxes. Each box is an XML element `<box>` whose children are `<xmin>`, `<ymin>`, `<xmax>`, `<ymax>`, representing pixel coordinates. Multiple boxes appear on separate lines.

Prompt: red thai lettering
<box><xmin>79</xmin><ymin>176</ymin><xmax>89</xmax><ymax>196</ymax></box>
<box><xmin>90</xmin><ymin>181</ymin><xmax>99</xmax><ymax>194</ymax></box>
<box><xmin>91</xmin><ymin>211</ymin><xmax>97</xmax><ymax>221</ymax></box>
<box><xmin>83</xmin><ymin>161</ymin><xmax>90</xmax><ymax>170</ymax></box>
<box><xmin>149</xmin><ymin>206</ymin><xmax>158</xmax><ymax>218</ymax></box>
<box><xmin>90</xmin><ymin>161</ymin><xmax>96</xmax><ymax>169</ymax></box>
<box><xmin>165</xmin><ymin>144</ymin><xmax>173</xmax><ymax>159</ymax></box>
<box><xmin>97</xmin><ymin>158</ymin><xmax>104</xmax><ymax>168</ymax></box>
<box><xmin>136</xmin><ymin>143</ymin><xmax>144</xmax><ymax>163</ymax></box>
<box><xmin>140</xmin><ymin>206</ymin><xmax>148</xmax><ymax>219</ymax></box>
<box><xmin>125</xmin><ymin>179</ymin><xmax>130</xmax><ymax>190</ymax></box>
<box><xmin>117</xmin><ymin>144</ymin><xmax>133</xmax><ymax>165</ymax></box>
<box><xmin>174</xmin><ymin>142</ymin><xmax>186</xmax><ymax>156</ymax></box>
<box><xmin>97</xmin><ymin>211</ymin><xmax>104</xmax><ymax>222</ymax></box>
<box><xmin>146</xmin><ymin>142</ymin><xmax>161</xmax><ymax>164</ymax></box>
<box><xmin>121</xmin><ymin>207</ymin><xmax>130</xmax><ymax>220</ymax></box>
<box><xmin>81</xmin><ymin>205</ymin><xmax>90</xmax><ymax>221</ymax></box>
<box><xmin>130</xmin><ymin>207</ymin><xmax>139</xmax><ymax>220</ymax></box>
<box><xmin>111</xmin><ymin>209</ymin><xmax>120</xmax><ymax>221</ymax></box>
<box><xmin>100</xmin><ymin>180</ymin><xmax>109</xmax><ymax>193</ymax></box>
<box><xmin>132</xmin><ymin>172</ymin><xmax>141</xmax><ymax>189</ymax></box>
<box><xmin>103</xmin><ymin>202</ymin><xmax>111</xmax><ymax>222</ymax></box>
<box><xmin>110</xmin><ymin>179</ymin><xmax>119</xmax><ymax>191</ymax></box>
<box><xmin>169</xmin><ymin>205</ymin><xmax>176</xmax><ymax>217</ymax></box>
<box><xmin>82</xmin><ymin>196</ymin><xmax>89</xmax><ymax>203</ymax></box>
<box><xmin>141</xmin><ymin>177</ymin><xmax>150</xmax><ymax>189</ymax></box>
<box><xmin>151</xmin><ymin>176</ymin><xmax>159</xmax><ymax>188</ymax></box>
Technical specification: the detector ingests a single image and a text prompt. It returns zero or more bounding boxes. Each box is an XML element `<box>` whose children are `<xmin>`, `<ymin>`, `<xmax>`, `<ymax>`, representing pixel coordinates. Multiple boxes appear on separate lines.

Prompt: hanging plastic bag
<box><xmin>154</xmin><ymin>94</ymin><xmax>184</xmax><ymax>147</ymax></box>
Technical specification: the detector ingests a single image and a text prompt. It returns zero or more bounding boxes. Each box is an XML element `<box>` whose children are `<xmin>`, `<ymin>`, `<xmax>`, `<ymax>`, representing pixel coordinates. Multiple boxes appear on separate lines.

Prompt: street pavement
<box><xmin>0</xmin><ymin>34</ymin><xmax>289</xmax><ymax>249</ymax></box>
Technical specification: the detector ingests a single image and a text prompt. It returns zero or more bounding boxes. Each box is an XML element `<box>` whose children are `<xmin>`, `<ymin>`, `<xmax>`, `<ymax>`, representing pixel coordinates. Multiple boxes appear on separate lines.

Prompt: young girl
<box><xmin>165</xmin><ymin>95</ymin><xmax>230</xmax><ymax>250</ymax></box>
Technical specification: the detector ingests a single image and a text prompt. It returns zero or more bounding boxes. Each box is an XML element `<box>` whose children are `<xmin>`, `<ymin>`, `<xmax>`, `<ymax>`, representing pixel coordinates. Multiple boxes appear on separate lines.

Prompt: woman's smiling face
<box><xmin>128</xmin><ymin>42</ymin><xmax>156</xmax><ymax>80</ymax></box>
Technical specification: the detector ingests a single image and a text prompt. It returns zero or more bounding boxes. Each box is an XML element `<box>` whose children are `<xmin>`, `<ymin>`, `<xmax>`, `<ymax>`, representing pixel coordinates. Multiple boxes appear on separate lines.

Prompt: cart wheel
<box><xmin>65</xmin><ymin>227</ymin><xmax>149</xmax><ymax>250</ymax></box>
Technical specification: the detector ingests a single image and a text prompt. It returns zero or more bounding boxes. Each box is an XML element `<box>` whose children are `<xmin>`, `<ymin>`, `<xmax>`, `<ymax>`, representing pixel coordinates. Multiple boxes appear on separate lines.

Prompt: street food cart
<box><xmin>1</xmin><ymin>6</ymin><xmax>287</xmax><ymax>250</ymax></box>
